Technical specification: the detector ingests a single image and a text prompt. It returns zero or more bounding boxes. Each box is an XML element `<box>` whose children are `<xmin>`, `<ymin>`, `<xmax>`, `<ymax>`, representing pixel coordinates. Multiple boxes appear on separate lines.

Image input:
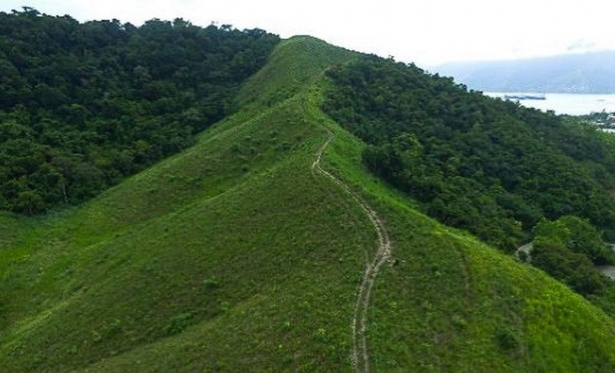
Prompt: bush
<box><xmin>164</xmin><ymin>312</ymin><xmax>193</xmax><ymax>336</ymax></box>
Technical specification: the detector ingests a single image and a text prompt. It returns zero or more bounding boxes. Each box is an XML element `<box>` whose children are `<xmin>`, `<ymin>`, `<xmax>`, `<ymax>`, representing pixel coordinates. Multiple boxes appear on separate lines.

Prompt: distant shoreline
<box><xmin>484</xmin><ymin>92</ymin><xmax>615</xmax><ymax>116</ymax></box>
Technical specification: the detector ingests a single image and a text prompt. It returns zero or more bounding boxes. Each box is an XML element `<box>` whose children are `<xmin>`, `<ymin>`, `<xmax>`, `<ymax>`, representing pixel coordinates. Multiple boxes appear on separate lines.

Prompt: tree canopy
<box><xmin>0</xmin><ymin>8</ymin><xmax>279</xmax><ymax>214</ymax></box>
<box><xmin>531</xmin><ymin>216</ymin><xmax>614</xmax><ymax>296</ymax></box>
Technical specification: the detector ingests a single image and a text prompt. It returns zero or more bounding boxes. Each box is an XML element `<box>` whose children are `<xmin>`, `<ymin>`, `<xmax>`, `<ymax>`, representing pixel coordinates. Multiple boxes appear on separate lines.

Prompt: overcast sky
<box><xmin>2</xmin><ymin>0</ymin><xmax>614</xmax><ymax>66</ymax></box>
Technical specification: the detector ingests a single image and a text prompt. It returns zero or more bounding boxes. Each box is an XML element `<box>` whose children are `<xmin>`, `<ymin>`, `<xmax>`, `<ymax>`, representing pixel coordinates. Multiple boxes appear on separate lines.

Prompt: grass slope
<box><xmin>0</xmin><ymin>36</ymin><xmax>615</xmax><ymax>372</ymax></box>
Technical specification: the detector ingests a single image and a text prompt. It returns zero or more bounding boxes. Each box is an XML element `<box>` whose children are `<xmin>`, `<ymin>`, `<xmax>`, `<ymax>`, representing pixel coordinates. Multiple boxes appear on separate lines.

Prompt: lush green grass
<box><xmin>2</xmin><ymin>36</ymin><xmax>615</xmax><ymax>372</ymax></box>
<box><xmin>236</xmin><ymin>36</ymin><xmax>357</xmax><ymax>109</ymax></box>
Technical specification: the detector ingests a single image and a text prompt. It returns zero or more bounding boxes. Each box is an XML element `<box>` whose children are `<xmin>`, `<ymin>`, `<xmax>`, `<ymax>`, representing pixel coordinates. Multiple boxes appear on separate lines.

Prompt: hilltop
<box><xmin>2</xmin><ymin>11</ymin><xmax>615</xmax><ymax>373</ymax></box>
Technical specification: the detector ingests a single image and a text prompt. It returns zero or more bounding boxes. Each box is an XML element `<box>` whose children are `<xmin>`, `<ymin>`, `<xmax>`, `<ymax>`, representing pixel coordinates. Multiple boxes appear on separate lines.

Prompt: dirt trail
<box><xmin>312</xmin><ymin>129</ymin><xmax>391</xmax><ymax>373</ymax></box>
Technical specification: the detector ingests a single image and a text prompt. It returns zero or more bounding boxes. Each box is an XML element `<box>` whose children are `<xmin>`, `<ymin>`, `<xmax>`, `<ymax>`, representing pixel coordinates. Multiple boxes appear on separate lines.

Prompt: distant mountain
<box><xmin>435</xmin><ymin>51</ymin><xmax>615</xmax><ymax>93</ymax></box>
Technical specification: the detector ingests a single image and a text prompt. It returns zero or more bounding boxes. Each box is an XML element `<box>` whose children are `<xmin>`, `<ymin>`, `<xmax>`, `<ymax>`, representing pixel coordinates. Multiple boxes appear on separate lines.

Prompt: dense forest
<box><xmin>0</xmin><ymin>8</ymin><xmax>279</xmax><ymax>214</ymax></box>
<box><xmin>530</xmin><ymin>215</ymin><xmax>615</xmax><ymax>296</ymax></box>
<box><xmin>322</xmin><ymin>56</ymin><xmax>615</xmax><ymax>252</ymax></box>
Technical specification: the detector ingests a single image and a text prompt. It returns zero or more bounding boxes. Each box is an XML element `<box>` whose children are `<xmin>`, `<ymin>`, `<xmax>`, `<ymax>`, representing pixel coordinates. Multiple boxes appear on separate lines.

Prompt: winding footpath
<box><xmin>312</xmin><ymin>128</ymin><xmax>392</xmax><ymax>373</ymax></box>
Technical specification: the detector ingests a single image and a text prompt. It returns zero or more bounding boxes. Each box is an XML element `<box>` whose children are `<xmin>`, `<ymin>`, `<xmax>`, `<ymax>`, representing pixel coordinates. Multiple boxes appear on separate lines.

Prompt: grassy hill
<box><xmin>1</xmin><ymin>36</ymin><xmax>615</xmax><ymax>372</ymax></box>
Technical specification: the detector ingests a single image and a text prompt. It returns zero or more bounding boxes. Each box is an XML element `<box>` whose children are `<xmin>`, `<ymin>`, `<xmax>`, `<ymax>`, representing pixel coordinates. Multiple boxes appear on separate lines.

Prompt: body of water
<box><xmin>485</xmin><ymin>92</ymin><xmax>615</xmax><ymax>116</ymax></box>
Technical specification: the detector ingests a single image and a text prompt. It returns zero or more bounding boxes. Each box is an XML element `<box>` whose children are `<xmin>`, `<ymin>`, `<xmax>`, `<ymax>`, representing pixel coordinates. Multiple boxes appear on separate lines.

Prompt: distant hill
<box><xmin>435</xmin><ymin>51</ymin><xmax>615</xmax><ymax>93</ymax></box>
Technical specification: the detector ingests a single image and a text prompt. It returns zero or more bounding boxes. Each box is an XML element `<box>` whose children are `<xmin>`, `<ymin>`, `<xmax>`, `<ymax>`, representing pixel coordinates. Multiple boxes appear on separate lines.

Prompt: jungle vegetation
<box><xmin>0</xmin><ymin>7</ymin><xmax>279</xmax><ymax>213</ymax></box>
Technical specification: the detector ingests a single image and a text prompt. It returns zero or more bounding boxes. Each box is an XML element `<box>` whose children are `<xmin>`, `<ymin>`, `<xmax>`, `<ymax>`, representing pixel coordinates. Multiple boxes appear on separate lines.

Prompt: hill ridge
<box><xmin>312</xmin><ymin>124</ymin><xmax>391</xmax><ymax>373</ymax></box>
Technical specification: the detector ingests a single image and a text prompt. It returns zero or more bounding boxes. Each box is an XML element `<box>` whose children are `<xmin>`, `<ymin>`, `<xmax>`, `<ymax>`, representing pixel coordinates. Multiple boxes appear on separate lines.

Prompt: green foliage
<box><xmin>532</xmin><ymin>236</ymin><xmax>609</xmax><ymax>295</ymax></box>
<box><xmin>322</xmin><ymin>55</ymin><xmax>615</xmax><ymax>251</ymax></box>
<box><xmin>533</xmin><ymin>216</ymin><xmax>615</xmax><ymax>265</ymax></box>
<box><xmin>495</xmin><ymin>326</ymin><xmax>521</xmax><ymax>351</ymax></box>
<box><xmin>0</xmin><ymin>8</ymin><xmax>279</xmax><ymax>214</ymax></box>
<box><xmin>530</xmin><ymin>216</ymin><xmax>614</xmax><ymax>296</ymax></box>
<box><xmin>165</xmin><ymin>312</ymin><xmax>193</xmax><ymax>336</ymax></box>
<box><xmin>202</xmin><ymin>276</ymin><xmax>220</xmax><ymax>290</ymax></box>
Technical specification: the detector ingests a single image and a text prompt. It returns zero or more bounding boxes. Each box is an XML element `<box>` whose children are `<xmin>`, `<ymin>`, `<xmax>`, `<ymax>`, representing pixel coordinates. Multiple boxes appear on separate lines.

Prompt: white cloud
<box><xmin>1</xmin><ymin>0</ymin><xmax>614</xmax><ymax>65</ymax></box>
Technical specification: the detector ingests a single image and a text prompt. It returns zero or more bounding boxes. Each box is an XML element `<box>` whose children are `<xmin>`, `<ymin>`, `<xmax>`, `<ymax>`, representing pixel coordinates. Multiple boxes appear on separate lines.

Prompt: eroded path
<box><xmin>312</xmin><ymin>129</ymin><xmax>392</xmax><ymax>373</ymax></box>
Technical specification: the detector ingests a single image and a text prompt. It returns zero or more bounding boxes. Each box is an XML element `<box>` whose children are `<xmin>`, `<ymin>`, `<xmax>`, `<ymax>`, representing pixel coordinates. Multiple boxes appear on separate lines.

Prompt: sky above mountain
<box><xmin>2</xmin><ymin>0</ymin><xmax>613</xmax><ymax>65</ymax></box>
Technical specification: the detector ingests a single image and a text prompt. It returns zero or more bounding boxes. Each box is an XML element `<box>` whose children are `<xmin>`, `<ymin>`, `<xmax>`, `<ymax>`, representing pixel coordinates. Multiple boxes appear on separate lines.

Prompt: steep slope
<box><xmin>1</xmin><ymin>36</ymin><xmax>615</xmax><ymax>373</ymax></box>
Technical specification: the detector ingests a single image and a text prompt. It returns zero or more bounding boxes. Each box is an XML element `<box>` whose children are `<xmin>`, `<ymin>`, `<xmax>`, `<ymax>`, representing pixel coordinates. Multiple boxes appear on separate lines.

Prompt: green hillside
<box><xmin>2</xmin><ymin>33</ymin><xmax>615</xmax><ymax>373</ymax></box>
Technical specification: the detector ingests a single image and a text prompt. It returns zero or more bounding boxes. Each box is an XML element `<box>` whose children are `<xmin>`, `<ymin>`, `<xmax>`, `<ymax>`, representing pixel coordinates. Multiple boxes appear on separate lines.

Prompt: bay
<box><xmin>485</xmin><ymin>92</ymin><xmax>615</xmax><ymax>116</ymax></box>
